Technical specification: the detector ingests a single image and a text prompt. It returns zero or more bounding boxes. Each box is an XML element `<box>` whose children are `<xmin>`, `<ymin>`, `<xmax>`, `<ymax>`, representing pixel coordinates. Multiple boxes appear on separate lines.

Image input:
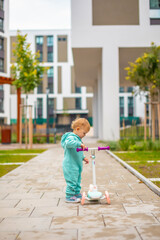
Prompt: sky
<box><xmin>9</xmin><ymin>0</ymin><xmax>71</xmax><ymax>30</ymax></box>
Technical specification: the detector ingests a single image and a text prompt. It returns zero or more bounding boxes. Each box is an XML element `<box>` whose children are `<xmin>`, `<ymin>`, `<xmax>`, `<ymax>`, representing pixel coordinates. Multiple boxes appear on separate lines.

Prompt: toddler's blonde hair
<box><xmin>71</xmin><ymin>118</ymin><xmax>90</xmax><ymax>132</ymax></box>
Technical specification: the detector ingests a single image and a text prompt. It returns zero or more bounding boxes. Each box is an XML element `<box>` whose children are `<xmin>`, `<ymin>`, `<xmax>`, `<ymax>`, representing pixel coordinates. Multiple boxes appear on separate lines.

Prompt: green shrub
<box><xmin>119</xmin><ymin>139</ymin><xmax>130</xmax><ymax>151</ymax></box>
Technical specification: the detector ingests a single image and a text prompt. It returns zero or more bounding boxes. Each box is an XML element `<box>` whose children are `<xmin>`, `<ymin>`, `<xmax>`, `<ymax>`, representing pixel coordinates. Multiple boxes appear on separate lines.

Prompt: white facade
<box><xmin>0</xmin><ymin>0</ymin><xmax>10</xmax><ymax>124</ymax></box>
<box><xmin>71</xmin><ymin>0</ymin><xmax>160</xmax><ymax>140</ymax></box>
<box><xmin>10</xmin><ymin>29</ymin><xmax>93</xmax><ymax>124</ymax></box>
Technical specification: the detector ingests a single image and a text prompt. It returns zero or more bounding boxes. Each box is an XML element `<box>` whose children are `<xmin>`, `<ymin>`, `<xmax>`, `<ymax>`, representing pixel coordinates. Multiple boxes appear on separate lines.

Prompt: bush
<box><xmin>119</xmin><ymin>139</ymin><xmax>130</xmax><ymax>151</ymax></box>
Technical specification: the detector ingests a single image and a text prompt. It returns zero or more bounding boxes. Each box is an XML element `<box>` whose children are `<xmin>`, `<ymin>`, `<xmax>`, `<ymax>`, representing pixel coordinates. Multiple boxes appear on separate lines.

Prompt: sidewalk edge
<box><xmin>106</xmin><ymin>150</ymin><xmax>160</xmax><ymax>197</ymax></box>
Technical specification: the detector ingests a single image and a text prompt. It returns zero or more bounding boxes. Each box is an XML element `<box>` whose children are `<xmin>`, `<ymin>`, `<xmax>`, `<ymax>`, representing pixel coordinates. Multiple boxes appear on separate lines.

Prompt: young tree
<box><xmin>125</xmin><ymin>43</ymin><xmax>160</xmax><ymax>101</ymax></box>
<box><xmin>11</xmin><ymin>31</ymin><xmax>47</xmax><ymax>147</ymax></box>
<box><xmin>125</xmin><ymin>43</ymin><xmax>160</xmax><ymax>140</ymax></box>
<box><xmin>11</xmin><ymin>31</ymin><xmax>46</xmax><ymax>102</ymax></box>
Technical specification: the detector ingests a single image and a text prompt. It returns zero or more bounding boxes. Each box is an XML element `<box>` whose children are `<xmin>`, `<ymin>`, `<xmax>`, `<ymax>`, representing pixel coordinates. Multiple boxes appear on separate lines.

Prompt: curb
<box><xmin>106</xmin><ymin>150</ymin><xmax>160</xmax><ymax>197</ymax></box>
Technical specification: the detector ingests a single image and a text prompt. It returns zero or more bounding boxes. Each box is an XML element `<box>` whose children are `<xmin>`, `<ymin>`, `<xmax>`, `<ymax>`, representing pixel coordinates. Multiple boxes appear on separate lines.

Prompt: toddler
<box><xmin>61</xmin><ymin>118</ymin><xmax>90</xmax><ymax>203</ymax></box>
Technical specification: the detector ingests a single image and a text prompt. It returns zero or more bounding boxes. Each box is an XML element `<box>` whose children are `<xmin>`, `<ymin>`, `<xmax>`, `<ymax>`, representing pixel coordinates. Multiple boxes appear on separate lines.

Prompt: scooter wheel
<box><xmin>105</xmin><ymin>191</ymin><xmax>110</xmax><ymax>205</ymax></box>
<box><xmin>81</xmin><ymin>192</ymin><xmax>85</xmax><ymax>205</ymax></box>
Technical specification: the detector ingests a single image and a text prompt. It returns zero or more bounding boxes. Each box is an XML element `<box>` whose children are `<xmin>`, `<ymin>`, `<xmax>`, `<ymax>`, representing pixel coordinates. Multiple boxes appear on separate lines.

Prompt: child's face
<box><xmin>74</xmin><ymin>126</ymin><xmax>88</xmax><ymax>139</ymax></box>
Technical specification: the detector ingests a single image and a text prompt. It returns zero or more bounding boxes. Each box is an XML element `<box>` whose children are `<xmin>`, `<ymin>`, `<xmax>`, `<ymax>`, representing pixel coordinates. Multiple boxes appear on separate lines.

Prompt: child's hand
<box><xmin>81</xmin><ymin>143</ymin><xmax>86</xmax><ymax>150</ymax></box>
<box><xmin>83</xmin><ymin>157</ymin><xmax>89</xmax><ymax>164</ymax></box>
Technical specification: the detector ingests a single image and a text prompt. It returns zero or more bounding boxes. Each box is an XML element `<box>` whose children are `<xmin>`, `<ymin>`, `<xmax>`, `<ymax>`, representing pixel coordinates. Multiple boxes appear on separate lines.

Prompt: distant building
<box><xmin>71</xmin><ymin>0</ymin><xmax>160</xmax><ymax>140</ymax></box>
<box><xmin>10</xmin><ymin>29</ymin><xmax>93</xmax><ymax>128</ymax></box>
<box><xmin>0</xmin><ymin>0</ymin><xmax>10</xmax><ymax>124</ymax></box>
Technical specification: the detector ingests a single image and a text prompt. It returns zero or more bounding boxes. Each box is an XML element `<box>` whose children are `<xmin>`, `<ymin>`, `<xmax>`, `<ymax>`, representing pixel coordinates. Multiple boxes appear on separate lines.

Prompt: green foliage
<box><xmin>119</xmin><ymin>139</ymin><xmax>130</xmax><ymax>151</ymax></box>
<box><xmin>11</xmin><ymin>31</ymin><xmax>46</xmax><ymax>94</ymax></box>
<box><xmin>125</xmin><ymin>42</ymin><xmax>160</xmax><ymax>97</ymax></box>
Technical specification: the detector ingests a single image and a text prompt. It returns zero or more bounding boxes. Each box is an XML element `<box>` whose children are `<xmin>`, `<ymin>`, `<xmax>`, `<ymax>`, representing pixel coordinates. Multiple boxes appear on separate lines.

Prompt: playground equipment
<box><xmin>76</xmin><ymin>146</ymin><xmax>110</xmax><ymax>205</ymax></box>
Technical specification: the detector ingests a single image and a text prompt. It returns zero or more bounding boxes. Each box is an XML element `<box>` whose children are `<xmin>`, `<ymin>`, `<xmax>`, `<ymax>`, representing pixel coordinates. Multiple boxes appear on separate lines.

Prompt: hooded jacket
<box><xmin>61</xmin><ymin>132</ymin><xmax>85</xmax><ymax>171</ymax></box>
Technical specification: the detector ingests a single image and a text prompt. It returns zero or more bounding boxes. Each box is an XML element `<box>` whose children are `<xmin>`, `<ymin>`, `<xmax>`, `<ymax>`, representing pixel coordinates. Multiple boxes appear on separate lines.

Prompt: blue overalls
<box><xmin>61</xmin><ymin>132</ymin><xmax>85</xmax><ymax>198</ymax></box>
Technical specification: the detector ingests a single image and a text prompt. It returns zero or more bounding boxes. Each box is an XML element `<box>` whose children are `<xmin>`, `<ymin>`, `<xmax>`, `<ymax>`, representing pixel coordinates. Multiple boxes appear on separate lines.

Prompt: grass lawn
<box><xmin>0</xmin><ymin>149</ymin><xmax>46</xmax><ymax>154</ymax></box>
<box><xmin>0</xmin><ymin>155</ymin><xmax>37</xmax><ymax>163</ymax></box>
<box><xmin>115</xmin><ymin>151</ymin><xmax>160</xmax><ymax>161</ymax></box>
<box><xmin>0</xmin><ymin>149</ymin><xmax>46</xmax><ymax>177</ymax></box>
<box><xmin>0</xmin><ymin>165</ymin><xmax>19</xmax><ymax>177</ymax></box>
<box><xmin>114</xmin><ymin>151</ymin><xmax>160</xmax><ymax>188</ymax></box>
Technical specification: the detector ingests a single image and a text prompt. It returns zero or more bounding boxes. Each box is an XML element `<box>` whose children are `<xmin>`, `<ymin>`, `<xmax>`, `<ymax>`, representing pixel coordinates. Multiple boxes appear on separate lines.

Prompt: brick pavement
<box><xmin>0</xmin><ymin>140</ymin><xmax>160</xmax><ymax>239</ymax></box>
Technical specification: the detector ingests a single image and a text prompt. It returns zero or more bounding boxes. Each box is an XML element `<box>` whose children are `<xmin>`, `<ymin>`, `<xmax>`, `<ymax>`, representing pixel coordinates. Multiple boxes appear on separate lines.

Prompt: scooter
<box><xmin>76</xmin><ymin>146</ymin><xmax>110</xmax><ymax>205</ymax></box>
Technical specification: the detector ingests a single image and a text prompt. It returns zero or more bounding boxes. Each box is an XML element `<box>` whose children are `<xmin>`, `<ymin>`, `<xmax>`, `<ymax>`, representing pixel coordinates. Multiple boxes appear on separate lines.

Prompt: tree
<box><xmin>11</xmin><ymin>31</ymin><xmax>47</xmax><ymax>147</ymax></box>
<box><xmin>125</xmin><ymin>43</ymin><xmax>160</xmax><ymax>141</ymax></box>
<box><xmin>11</xmin><ymin>31</ymin><xmax>46</xmax><ymax>102</ymax></box>
<box><xmin>125</xmin><ymin>42</ymin><xmax>160</xmax><ymax>101</ymax></box>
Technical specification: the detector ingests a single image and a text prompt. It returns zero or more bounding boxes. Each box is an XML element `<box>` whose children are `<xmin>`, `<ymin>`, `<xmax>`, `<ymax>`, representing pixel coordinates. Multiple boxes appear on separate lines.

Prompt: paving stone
<box><xmin>0</xmin><ymin>217</ymin><xmax>52</xmax><ymax>231</ymax></box>
<box><xmin>136</xmin><ymin>224</ymin><xmax>160</xmax><ymax>240</ymax></box>
<box><xmin>50</xmin><ymin>215</ymin><xmax>104</xmax><ymax>229</ymax></box>
<box><xmin>138</xmin><ymin>193</ymin><xmax>160</xmax><ymax>203</ymax></box>
<box><xmin>0</xmin><ymin>207</ymin><xmax>34</xmax><ymax>218</ymax></box>
<box><xmin>79</xmin><ymin>227</ymin><xmax>141</xmax><ymax>240</ymax></box>
<box><xmin>123</xmin><ymin>203</ymin><xmax>160</xmax><ymax>214</ymax></box>
<box><xmin>103</xmin><ymin>212</ymin><xmax>158</xmax><ymax>227</ymax></box>
<box><xmin>0</xmin><ymin>193</ymin><xmax>8</xmax><ymax>200</ymax></box>
<box><xmin>79</xmin><ymin>203</ymin><xmax>125</xmax><ymax>216</ymax></box>
<box><xmin>42</xmin><ymin>192</ymin><xmax>65</xmax><ymax>199</ymax></box>
<box><xmin>15</xmin><ymin>199</ymin><xmax>59</xmax><ymax>208</ymax></box>
<box><xmin>17</xmin><ymin>230</ymin><xmax>77</xmax><ymax>240</ymax></box>
<box><xmin>152</xmin><ymin>212</ymin><xmax>160</xmax><ymax>222</ymax></box>
<box><xmin>0</xmin><ymin>200</ymin><xmax>20</xmax><ymax>208</ymax></box>
<box><xmin>0</xmin><ymin>231</ymin><xmax>19</xmax><ymax>240</ymax></box>
<box><xmin>5</xmin><ymin>193</ymin><xmax>43</xmax><ymax>200</ymax></box>
<box><xmin>30</xmin><ymin>206</ymin><xmax>77</xmax><ymax>217</ymax></box>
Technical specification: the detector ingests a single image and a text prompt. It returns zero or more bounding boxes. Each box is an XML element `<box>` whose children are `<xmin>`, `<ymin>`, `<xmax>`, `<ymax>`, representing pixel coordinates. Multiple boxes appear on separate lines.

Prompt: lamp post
<box><xmin>46</xmin><ymin>88</ymin><xmax>50</xmax><ymax>143</ymax></box>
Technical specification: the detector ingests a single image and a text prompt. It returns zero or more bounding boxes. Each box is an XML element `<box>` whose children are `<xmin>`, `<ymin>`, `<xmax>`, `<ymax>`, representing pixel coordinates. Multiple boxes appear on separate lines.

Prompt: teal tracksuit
<box><xmin>61</xmin><ymin>132</ymin><xmax>85</xmax><ymax>198</ymax></box>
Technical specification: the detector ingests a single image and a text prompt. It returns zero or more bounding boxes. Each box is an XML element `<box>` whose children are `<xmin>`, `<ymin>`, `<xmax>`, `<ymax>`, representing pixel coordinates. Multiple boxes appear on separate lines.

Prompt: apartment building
<box><xmin>10</xmin><ymin>30</ymin><xmax>93</xmax><ymax>127</ymax></box>
<box><xmin>0</xmin><ymin>0</ymin><xmax>10</xmax><ymax>124</ymax></box>
<box><xmin>71</xmin><ymin>0</ymin><xmax>160</xmax><ymax>140</ymax></box>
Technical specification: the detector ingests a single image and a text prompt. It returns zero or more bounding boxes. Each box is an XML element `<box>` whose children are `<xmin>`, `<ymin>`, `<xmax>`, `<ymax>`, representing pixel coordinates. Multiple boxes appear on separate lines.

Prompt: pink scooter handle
<box><xmin>76</xmin><ymin>146</ymin><xmax>110</xmax><ymax>152</ymax></box>
<box><xmin>76</xmin><ymin>147</ymin><xmax>88</xmax><ymax>152</ymax></box>
<box><xmin>98</xmin><ymin>146</ymin><xmax>110</xmax><ymax>151</ymax></box>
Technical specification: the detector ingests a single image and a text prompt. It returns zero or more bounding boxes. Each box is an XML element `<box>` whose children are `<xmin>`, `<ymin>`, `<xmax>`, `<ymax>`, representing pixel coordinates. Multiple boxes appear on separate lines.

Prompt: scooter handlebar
<box><xmin>76</xmin><ymin>147</ymin><xmax>88</xmax><ymax>152</ymax></box>
<box><xmin>76</xmin><ymin>146</ymin><xmax>110</xmax><ymax>152</ymax></box>
<box><xmin>98</xmin><ymin>146</ymin><xmax>110</xmax><ymax>151</ymax></box>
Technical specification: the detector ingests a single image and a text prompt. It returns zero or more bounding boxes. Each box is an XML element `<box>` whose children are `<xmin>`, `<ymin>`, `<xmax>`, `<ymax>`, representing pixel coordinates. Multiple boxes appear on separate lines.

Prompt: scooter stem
<box><xmin>91</xmin><ymin>149</ymin><xmax>96</xmax><ymax>186</ymax></box>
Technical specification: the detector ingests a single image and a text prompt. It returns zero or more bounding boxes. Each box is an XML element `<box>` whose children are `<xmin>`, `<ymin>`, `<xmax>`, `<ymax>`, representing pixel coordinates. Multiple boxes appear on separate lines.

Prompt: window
<box><xmin>119</xmin><ymin>97</ymin><xmax>124</xmax><ymax>117</ymax></box>
<box><xmin>0</xmin><ymin>58</ymin><xmax>4</xmax><ymax>72</ymax></box>
<box><xmin>0</xmin><ymin>98</ymin><xmax>3</xmax><ymax>113</ymax></box>
<box><xmin>0</xmin><ymin>38</ymin><xmax>3</xmax><ymax>50</ymax></box>
<box><xmin>47</xmin><ymin>67</ymin><xmax>53</xmax><ymax>78</ymax></box>
<box><xmin>128</xmin><ymin>97</ymin><xmax>134</xmax><ymax>117</ymax></box>
<box><xmin>38</xmin><ymin>52</ymin><xmax>43</xmax><ymax>62</ymax></box>
<box><xmin>37</xmin><ymin>82</ymin><xmax>43</xmax><ymax>94</ymax></box>
<box><xmin>0</xmin><ymin>18</ymin><xmax>3</xmax><ymax>32</ymax></box>
<box><xmin>150</xmin><ymin>0</ymin><xmax>160</xmax><ymax>24</ymax></box>
<box><xmin>127</xmin><ymin>87</ymin><xmax>133</xmax><ymax>93</ymax></box>
<box><xmin>58</xmin><ymin>37</ymin><xmax>67</xmax><ymax>41</ymax></box>
<box><xmin>119</xmin><ymin>87</ymin><xmax>124</xmax><ymax>93</ymax></box>
<box><xmin>0</xmin><ymin>0</ymin><xmax>3</xmax><ymax>10</ymax></box>
<box><xmin>47</xmin><ymin>67</ymin><xmax>54</xmax><ymax>93</ymax></box>
<box><xmin>47</xmin><ymin>36</ymin><xmax>53</xmax><ymax>46</ymax></box>
<box><xmin>48</xmin><ymin>98</ymin><xmax>54</xmax><ymax>117</ymax></box>
<box><xmin>76</xmin><ymin>98</ymin><xmax>81</xmax><ymax>109</ymax></box>
<box><xmin>37</xmin><ymin>98</ymin><xmax>43</xmax><ymax>118</ymax></box>
<box><xmin>47</xmin><ymin>52</ymin><xmax>53</xmax><ymax>62</ymax></box>
<box><xmin>75</xmin><ymin>86</ymin><xmax>81</xmax><ymax>93</ymax></box>
<box><xmin>150</xmin><ymin>0</ymin><xmax>160</xmax><ymax>9</ymax></box>
<box><xmin>36</xmin><ymin>36</ymin><xmax>43</xmax><ymax>45</ymax></box>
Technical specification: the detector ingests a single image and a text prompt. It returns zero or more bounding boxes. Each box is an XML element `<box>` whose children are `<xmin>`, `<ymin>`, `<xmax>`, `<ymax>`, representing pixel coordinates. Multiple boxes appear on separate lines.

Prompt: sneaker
<box><xmin>65</xmin><ymin>196</ymin><xmax>81</xmax><ymax>203</ymax></box>
<box><xmin>75</xmin><ymin>193</ymin><xmax>82</xmax><ymax>199</ymax></box>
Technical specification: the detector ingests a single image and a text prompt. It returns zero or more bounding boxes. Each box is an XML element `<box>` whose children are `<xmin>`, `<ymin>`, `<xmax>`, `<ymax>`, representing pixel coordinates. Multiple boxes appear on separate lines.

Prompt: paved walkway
<box><xmin>0</xmin><ymin>140</ymin><xmax>160</xmax><ymax>239</ymax></box>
